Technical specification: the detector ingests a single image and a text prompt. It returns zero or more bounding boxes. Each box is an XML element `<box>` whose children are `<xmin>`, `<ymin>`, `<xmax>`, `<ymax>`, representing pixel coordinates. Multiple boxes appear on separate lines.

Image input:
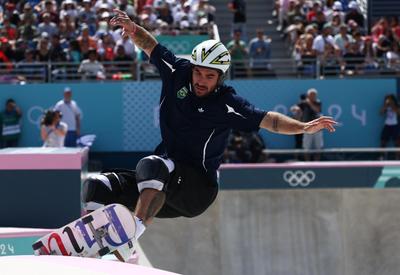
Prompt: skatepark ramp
<box><xmin>0</xmin><ymin>227</ymin><xmax>176</xmax><ymax>274</ymax></box>
<box><xmin>138</xmin><ymin>162</ymin><xmax>400</xmax><ymax>275</ymax></box>
<box><xmin>0</xmin><ymin>256</ymin><xmax>180</xmax><ymax>275</ymax></box>
<box><xmin>2</xmin><ymin>161</ymin><xmax>400</xmax><ymax>275</ymax></box>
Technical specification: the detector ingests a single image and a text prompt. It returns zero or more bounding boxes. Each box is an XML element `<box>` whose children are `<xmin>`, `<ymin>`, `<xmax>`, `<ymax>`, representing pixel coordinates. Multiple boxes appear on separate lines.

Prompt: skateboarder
<box><xmin>83</xmin><ymin>9</ymin><xmax>336</xmax><ymax>249</ymax></box>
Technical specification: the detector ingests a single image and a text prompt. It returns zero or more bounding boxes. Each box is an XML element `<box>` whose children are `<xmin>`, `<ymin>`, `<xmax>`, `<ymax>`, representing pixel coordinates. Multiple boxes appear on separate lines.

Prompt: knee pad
<box><xmin>82</xmin><ymin>170</ymin><xmax>138</xmax><ymax>210</ymax></box>
<box><xmin>82</xmin><ymin>173</ymin><xmax>120</xmax><ymax>204</ymax></box>
<box><xmin>136</xmin><ymin>155</ymin><xmax>171</xmax><ymax>192</ymax></box>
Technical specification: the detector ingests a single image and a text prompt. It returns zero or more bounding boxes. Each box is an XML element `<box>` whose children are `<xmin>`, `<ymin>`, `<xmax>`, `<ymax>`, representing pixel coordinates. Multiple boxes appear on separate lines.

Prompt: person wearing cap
<box><xmin>330</xmin><ymin>12</ymin><xmax>343</xmax><ymax>35</ymax></box>
<box><xmin>345</xmin><ymin>0</ymin><xmax>364</xmax><ymax>28</ymax></box>
<box><xmin>306</xmin><ymin>0</ymin><xmax>321</xmax><ymax>23</ymax></box>
<box><xmin>77</xmin><ymin>24</ymin><xmax>98</xmax><ymax>56</ymax></box>
<box><xmin>331</xmin><ymin>1</ymin><xmax>345</xmax><ymax>23</ymax></box>
<box><xmin>20</xmin><ymin>3</ymin><xmax>37</xmax><ymax>25</ymax></box>
<box><xmin>193</xmin><ymin>0</ymin><xmax>216</xmax><ymax>24</ymax></box>
<box><xmin>79</xmin><ymin>9</ymin><xmax>337</xmax><ymax>261</ymax></box>
<box><xmin>324</xmin><ymin>0</ymin><xmax>342</xmax><ymax>22</ymax></box>
<box><xmin>140</xmin><ymin>4</ymin><xmax>158</xmax><ymax>26</ymax></box>
<box><xmin>334</xmin><ymin>24</ymin><xmax>354</xmax><ymax>55</ymax></box>
<box><xmin>60</xmin><ymin>0</ymin><xmax>79</xmax><ymax>22</ymax></box>
<box><xmin>226</xmin><ymin>28</ymin><xmax>249</xmax><ymax>77</ymax></box>
<box><xmin>37</xmin><ymin>12</ymin><xmax>59</xmax><ymax>37</ymax></box>
<box><xmin>95</xmin><ymin>1</ymin><xmax>113</xmax><ymax>13</ymax></box>
<box><xmin>53</xmin><ymin>87</ymin><xmax>82</xmax><ymax>147</ymax></box>
<box><xmin>312</xmin><ymin>22</ymin><xmax>339</xmax><ymax>55</ymax></box>
<box><xmin>79</xmin><ymin>0</ymin><xmax>97</xmax><ymax>31</ymax></box>
<box><xmin>38</xmin><ymin>0</ymin><xmax>59</xmax><ymax>24</ymax></box>
<box><xmin>286</xmin><ymin>1</ymin><xmax>306</xmax><ymax>27</ymax></box>
<box><xmin>174</xmin><ymin>1</ymin><xmax>196</xmax><ymax>28</ymax></box>
<box><xmin>248</xmin><ymin>28</ymin><xmax>272</xmax><ymax>76</ymax></box>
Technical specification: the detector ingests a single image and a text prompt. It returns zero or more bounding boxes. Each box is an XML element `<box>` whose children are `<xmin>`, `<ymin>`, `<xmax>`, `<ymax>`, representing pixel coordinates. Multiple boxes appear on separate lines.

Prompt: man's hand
<box><xmin>303</xmin><ymin>116</ymin><xmax>337</xmax><ymax>134</ymax></box>
<box><xmin>110</xmin><ymin>9</ymin><xmax>136</xmax><ymax>37</ymax></box>
<box><xmin>109</xmin><ymin>8</ymin><xmax>158</xmax><ymax>57</ymax></box>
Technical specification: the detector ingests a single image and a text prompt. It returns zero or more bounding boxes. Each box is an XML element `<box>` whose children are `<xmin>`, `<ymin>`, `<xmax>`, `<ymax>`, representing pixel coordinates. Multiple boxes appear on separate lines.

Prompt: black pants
<box><xmin>104</xmin><ymin>162</ymin><xmax>219</xmax><ymax>219</ymax></box>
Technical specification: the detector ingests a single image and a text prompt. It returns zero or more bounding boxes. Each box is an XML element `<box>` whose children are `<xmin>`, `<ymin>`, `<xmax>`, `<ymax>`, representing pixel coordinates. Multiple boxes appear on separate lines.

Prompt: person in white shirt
<box><xmin>78</xmin><ymin>48</ymin><xmax>106</xmax><ymax>79</ymax></box>
<box><xmin>41</xmin><ymin>110</ymin><xmax>68</xmax><ymax>147</ymax></box>
<box><xmin>312</xmin><ymin>23</ymin><xmax>339</xmax><ymax>55</ymax></box>
<box><xmin>380</xmin><ymin>94</ymin><xmax>400</xmax><ymax>149</ymax></box>
<box><xmin>114</xmin><ymin>35</ymin><xmax>136</xmax><ymax>58</ymax></box>
<box><xmin>334</xmin><ymin>24</ymin><xmax>354</xmax><ymax>55</ymax></box>
<box><xmin>53</xmin><ymin>87</ymin><xmax>82</xmax><ymax>147</ymax></box>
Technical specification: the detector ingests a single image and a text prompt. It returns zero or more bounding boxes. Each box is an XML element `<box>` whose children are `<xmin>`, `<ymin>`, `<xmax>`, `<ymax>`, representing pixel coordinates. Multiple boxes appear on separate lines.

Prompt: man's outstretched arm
<box><xmin>110</xmin><ymin>9</ymin><xmax>157</xmax><ymax>57</ymax></box>
<box><xmin>260</xmin><ymin>111</ymin><xmax>337</xmax><ymax>134</ymax></box>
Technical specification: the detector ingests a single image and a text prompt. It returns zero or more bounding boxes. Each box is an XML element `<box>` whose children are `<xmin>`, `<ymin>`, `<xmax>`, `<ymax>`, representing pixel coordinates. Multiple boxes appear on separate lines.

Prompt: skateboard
<box><xmin>32</xmin><ymin>204</ymin><xmax>136</xmax><ymax>261</ymax></box>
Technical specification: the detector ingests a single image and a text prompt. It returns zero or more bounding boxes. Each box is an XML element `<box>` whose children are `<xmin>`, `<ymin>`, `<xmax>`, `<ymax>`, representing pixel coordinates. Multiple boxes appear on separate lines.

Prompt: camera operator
<box><xmin>298</xmin><ymin>88</ymin><xmax>323</xmax><ymax>161</ymax></box>
<box><xmin>1</xmin><ymin>98</ymin><xmax>22</xmax><ymax>148</ymax></box>
<box><xmin>380</xmin><ymin>94</ymin><xmax>400</xmax><ymax>159</ymax></box>
<box><xmin>40</xmin><ymin>110</ymin><xmax>67</xmax><ymax>147</ymax></box>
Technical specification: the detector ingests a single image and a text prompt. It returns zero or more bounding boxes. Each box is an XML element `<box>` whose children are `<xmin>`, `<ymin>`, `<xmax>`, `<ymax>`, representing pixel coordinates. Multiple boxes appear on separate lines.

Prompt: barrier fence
<box><xmin>263</xmin><ymin>147</ymin><xmax>400</xmax><ymax>161</ymax></box>
<box><xmin>219</xmin><ymin>160</ymin><xmax>400</xmax><ymax>189</ymax></box>
<box><xmin>0</xmin><ymin>57</ymin><xmax>399</xmax><ymax>84</ymax></box>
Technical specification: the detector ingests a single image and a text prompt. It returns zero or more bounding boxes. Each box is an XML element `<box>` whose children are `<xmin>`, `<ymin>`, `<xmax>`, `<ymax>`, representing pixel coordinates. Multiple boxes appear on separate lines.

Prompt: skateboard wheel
<box><xmin>98</xmin><ymin>247</ymin><xmax>110</xmax><ymax>256</ymax></box>
<box><xmin>82</xmin><ymin>215</ymin><xmax>94</xmax><ymax>224</ymax></box>
<box><xmin>32</xmin><ymin>241</ymin><xmax>44</xmax><ymax>250</ymax></box>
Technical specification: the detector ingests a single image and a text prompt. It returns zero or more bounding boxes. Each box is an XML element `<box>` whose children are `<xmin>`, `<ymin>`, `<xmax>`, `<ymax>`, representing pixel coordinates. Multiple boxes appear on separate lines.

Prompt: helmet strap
<box><xmin>217</xmin><ymin>72</ymin><xmax>226</xmax><ymax>87</ymax></box>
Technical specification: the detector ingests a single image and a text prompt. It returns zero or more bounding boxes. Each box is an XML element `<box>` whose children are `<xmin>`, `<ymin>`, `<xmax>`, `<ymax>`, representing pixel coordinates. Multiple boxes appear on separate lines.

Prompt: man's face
<box><xmin>192</xmin><ymin>66</ymin><xmax>220</xmax><ymax>97</ymax></box>
<box><xmin>308</xmin><ymin>91</ymin><xmax>317</xmax><ymax>101</ymax></box>
<box><xmin>82</xmin><ymin>28</ymin><xmax>89</xmax><ymax>36</ymax></box>
<box><xmin>64</xmin><ymin>91</ymin><xmax>72</xmax><ymax>102</ymax></box>
<box><xmin>6</xmin><ymin>102</ymin><xmax>15</xmax><ymax>111</ymax></box>
<box><xmin>233</xmin><ymin>31</ymin><xmax>241</xmax><ymax>41</ymax></box>
<box><xmin>323</xmin><ymin>27</ymin><xmax>332</xmax><ymax>36</ymax></box>
<box><xmin>89</xmin><ymin>52</ymin><xmax>97</xmax><ymax>61</ymax></box>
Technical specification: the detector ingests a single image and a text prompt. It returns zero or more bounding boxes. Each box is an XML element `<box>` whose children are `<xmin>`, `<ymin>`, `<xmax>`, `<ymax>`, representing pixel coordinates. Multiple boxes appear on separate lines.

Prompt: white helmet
<box><xmin>190</xmin><ymin>39</ymin><xmax>231</xmax><ymax>74</ymax></box>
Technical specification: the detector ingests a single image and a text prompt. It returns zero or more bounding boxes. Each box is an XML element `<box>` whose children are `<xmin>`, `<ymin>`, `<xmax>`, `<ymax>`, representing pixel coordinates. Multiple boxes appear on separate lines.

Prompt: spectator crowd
<box><xmin>0</xmin><ymin>0</ymin><xmax>217</xmax><ymax>82</ymax></box>
<box><xmin>275</xmin><ymin>0</ymin><xmax>400</xmax><ymax>76</ymax></box>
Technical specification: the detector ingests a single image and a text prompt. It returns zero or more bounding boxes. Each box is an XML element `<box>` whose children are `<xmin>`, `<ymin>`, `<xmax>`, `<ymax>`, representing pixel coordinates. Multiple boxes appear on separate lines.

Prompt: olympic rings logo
<box><xmin>162</xmin><ymin>41</ymin><xmax>191</xmax><ymax>54</ymax></box>
<box><xmin>28</xmin><ymin>106</ymin><xmax>46</xmax><ymax>129</ymax></box>
<box><xmin>27</xmin><ymin>105</ymin><xmax>84</xmax><ymax>129</ymax></box>
<box><xmin>283</xmin><ymin>170</ymin><xmax>316</xmax><ymax>187</ymax></box>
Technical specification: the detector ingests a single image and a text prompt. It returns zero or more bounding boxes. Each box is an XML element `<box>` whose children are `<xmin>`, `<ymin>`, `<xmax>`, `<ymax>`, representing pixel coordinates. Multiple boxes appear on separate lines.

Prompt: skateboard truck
<box><xmin>82</xmin><ymin>215</ymin><xmax>110</xmax><ymax>256</ymax></box>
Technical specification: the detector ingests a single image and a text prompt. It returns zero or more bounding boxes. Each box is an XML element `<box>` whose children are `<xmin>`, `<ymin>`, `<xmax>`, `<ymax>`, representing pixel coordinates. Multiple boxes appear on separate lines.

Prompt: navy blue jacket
<box><xmin>150</xmin><ymin>44</ymin><xmax>267</xmax><ymax>179</ymax></box>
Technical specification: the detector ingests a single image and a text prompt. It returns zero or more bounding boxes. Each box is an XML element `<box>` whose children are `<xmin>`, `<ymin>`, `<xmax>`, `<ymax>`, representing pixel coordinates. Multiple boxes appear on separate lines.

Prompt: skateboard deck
<box><xmin>32</xmin><ymin>204</ymin><xmax>136</xmax><ymax>260</ymax></box>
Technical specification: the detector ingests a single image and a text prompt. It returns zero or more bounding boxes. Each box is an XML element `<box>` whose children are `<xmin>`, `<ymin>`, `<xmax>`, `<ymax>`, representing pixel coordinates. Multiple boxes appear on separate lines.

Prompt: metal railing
<box><xmin>0</xmin><ymin>57</ymin><xmax>398</xmax><ymax>84</ymax></box>
<box><xmin>229</xmin><ymin>57</ymin><xmax>400</xmax><ymax>79</ymax></box>
<box><xmin>263</xmin><ymin>147</ymin><xmax>400</xmax><ymax>162</ymax></box>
